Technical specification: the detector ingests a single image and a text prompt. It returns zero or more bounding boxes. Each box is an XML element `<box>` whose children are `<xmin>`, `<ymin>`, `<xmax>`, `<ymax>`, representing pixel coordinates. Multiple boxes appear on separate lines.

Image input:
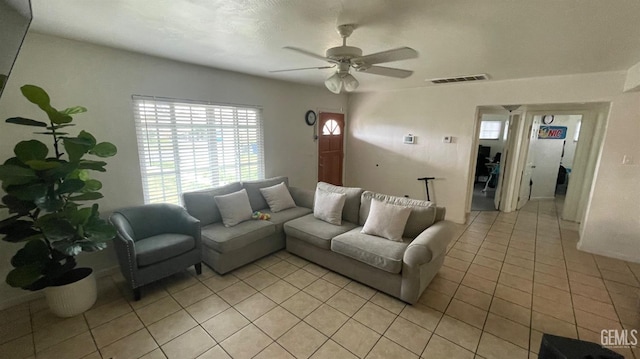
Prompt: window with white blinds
<box><xmin>479</xmin><ymin>120</ymin><xmax>502</xmax><ymax>140</ymax></box>
<box><xmin>132</xmin><ymin>96</ymin><xmax>265</xmax><ymax>204</ymax></box>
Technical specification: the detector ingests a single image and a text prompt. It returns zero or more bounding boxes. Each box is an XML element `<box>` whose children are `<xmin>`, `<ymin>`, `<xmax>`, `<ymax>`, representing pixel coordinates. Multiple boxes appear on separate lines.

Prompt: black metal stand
<box><xmin>417</xmin><ymin>177</ymin><xmax>435</xmax><ymax>201</ymax></box>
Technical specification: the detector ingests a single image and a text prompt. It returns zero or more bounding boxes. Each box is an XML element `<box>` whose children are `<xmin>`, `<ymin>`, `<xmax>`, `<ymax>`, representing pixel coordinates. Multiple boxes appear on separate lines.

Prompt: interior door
<box><xmin>494</xmin><ymin>114</ymin><xmax>518</xmax><ymax>210</ymax></box>
<box><xmin>530</xmin><ymin>137</ymin><xmax>564</xmax><ymax>199</ymax></box>
<box><xmin>517</xmin><ymin>116</ymin><xmax>540</xmax><ymax>209</ymax></box>
<box><xmin>318</xmin><ymin>112</ymin><xmax>344</xmax><ymax>185</ymax></box>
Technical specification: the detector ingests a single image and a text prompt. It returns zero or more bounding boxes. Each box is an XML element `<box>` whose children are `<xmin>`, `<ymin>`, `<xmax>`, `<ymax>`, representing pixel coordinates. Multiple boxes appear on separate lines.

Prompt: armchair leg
<box><xmin>133</xmin><ymin>287</ymin><xmax>141</xmax><ymax>301</ymax></box>
<box><xmin>195</xmin><ymin>263</ymin><xmax>202</xmax><ymax>275</ymax></box>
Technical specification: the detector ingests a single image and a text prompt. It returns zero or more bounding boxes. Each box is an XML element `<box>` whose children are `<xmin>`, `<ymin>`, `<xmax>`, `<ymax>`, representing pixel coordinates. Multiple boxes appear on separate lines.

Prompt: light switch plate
<box><xmin>443</xmin><ymin>136</ymin><xmax>452</xmax><ymax>143</ymax></box>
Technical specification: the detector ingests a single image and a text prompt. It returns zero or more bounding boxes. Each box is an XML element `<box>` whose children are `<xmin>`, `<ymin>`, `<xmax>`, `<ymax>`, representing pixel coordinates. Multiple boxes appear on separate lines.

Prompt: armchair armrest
<box><xmin>110</xmin><ymin>212</ymin><xmax>139</xmax><ymax>286</ymax></box>
<box><xmin>403</xmin><ymin>220</ymin><xmax>456</xmax><ymax>267</ymax></box>
<box><xmin>175</xmin><ymin>209</ymin><xmax>201</xmax><ymax>249</ymax></box>
<box><xmin>289</xmin><ymin>186</ymin><xmax>314</xmax><ymax>209</ymax></box>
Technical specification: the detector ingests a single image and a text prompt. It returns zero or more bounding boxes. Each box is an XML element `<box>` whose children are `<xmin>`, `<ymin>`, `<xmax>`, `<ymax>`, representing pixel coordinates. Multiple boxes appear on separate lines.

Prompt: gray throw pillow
<box><xmin>314</xmin><ymin>188</ymin><xmax>347</xmax><ymax>225</ymax></box>
<box><xmin>361</xmin><ymin>198</ymin><xmax>412</xmax><ymax>242</ymax></box>
<box><xmin>260</xmin><ymin>182</ymin><xmax>296</xmax><ymax>212</ymax></box>
<box><xmin>214</xmin><ymin>189</ymin><xmax>253</xmax><ymax>227</ymax></box>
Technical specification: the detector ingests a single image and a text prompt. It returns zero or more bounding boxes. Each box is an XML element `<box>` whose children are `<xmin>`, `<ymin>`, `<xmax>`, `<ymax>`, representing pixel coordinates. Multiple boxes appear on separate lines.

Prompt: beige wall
<box><xmin>0</xmin><ymin>32</ymin><xmax>347</xmax><ymax>308</ymax></box>
<box><xmin>346</xmin><ymin>72</ymin><xmax>639</xmax><ymax>265</ymax></box>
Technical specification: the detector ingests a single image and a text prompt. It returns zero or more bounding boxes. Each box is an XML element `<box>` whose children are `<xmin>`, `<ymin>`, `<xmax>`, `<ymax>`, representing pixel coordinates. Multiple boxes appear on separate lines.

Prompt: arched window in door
<box><xmin>322</xmin><ymin>119</ymin><xmax>341</xmax><ymax>135</ymax></box>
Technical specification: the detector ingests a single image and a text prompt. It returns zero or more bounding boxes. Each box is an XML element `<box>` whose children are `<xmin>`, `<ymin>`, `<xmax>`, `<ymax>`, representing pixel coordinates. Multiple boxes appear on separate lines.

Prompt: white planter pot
<box><xmin>45</xmin><ymin>268</ymin><xmax>97</xmax><ymax>317</ymax></box>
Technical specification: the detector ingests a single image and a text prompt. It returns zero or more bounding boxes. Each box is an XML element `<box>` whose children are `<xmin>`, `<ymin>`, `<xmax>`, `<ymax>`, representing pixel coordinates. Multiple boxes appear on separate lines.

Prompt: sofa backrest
<box><xmin>182</xmin><ymin>182</ymin><xmax>243</xmax><ymax>226</ymax></box>
<box><xmin>242</xmin><ymin>176</ymin><xmax>289</xmax><ymax>211</ymax></box>
<box><xmin>359</xmin><ymin>191</ymin><xmax>440</xmax><ymax>239</ymax></box>
<box><xmin>316</xmin><ymin>182</ymin><xmax>363</xmax><ymax>224</ymax></box>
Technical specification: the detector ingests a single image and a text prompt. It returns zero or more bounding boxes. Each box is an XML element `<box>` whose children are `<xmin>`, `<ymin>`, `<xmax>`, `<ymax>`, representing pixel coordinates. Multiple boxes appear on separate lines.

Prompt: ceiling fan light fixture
<box><xmin>342</xmin><ymin>73</ymin><xmax>359</xmax><ymax>92</ymax></box>
<box><xmin>325</xmin><ymin>72</ymin><xmax>343</xmax><ymax>94</ymax></box>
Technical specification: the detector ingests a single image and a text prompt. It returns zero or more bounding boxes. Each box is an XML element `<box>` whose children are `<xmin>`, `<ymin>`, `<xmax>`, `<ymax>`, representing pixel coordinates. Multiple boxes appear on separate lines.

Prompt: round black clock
<box><xmin>542</xmin><ymin>115</ymin><xmax>555</xmax><ymax>125</ymax></box>
<box><xmin>305</xmin><ymin>110</ymin><xmax>317</xmax><ymax>126</ymax></box>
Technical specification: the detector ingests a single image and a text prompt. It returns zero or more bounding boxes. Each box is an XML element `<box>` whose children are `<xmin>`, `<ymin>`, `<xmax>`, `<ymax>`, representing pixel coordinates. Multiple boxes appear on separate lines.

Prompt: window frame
<box><xmin>132</xmin><ymin>95</ymin><xmax>265</xmax><ymax>205</ymax></box>
<box><xmin>479</xmin><ymin>120</ymin><xmax>503</xmax><ymax>140</ymax></box>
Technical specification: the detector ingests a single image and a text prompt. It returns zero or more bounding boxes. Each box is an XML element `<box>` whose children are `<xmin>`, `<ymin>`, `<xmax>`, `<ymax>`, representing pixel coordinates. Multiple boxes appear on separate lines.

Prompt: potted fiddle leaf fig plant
<box><xmin>0</xmin><ymin>84</ymin><xmax>117</xmax><ymax>317</ymax></box>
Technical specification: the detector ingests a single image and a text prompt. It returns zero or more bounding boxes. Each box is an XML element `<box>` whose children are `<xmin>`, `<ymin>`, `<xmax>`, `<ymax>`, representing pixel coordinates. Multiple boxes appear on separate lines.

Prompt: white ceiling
<box><xmin>30</xmin><ymin>0</ymin><xmax>640</xmax><ymax>92</ymax></box>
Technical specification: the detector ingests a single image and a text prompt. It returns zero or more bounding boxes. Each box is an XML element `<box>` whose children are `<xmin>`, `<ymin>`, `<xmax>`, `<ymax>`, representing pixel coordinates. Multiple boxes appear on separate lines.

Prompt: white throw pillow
<box><xmin>214</xmin><ymin>189</ymin><xmax>254</xmax><ymax>227</ymax></box>
<box><xmin>361</xmin><ymin>198</ymin><xmax>412</xmax><ymax>242</ymax></box>
<box><xmin>259</xmin><ymin>182</ymin><xmax>296</xmax><ymax>213</ymax></box>
<box><xmin>314</xmin><ymin>188</ymin><xmax>347</xmax><ymax>225</ymax></box>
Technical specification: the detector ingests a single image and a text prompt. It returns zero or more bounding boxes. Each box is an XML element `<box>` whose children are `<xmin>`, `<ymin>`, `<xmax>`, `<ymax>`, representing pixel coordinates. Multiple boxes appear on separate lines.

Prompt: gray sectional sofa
<box><xmin>284</xmin><ymin>182</ymin><xmax>455</xmax><ymax>304</ymax></box>
<box><xmin>183</xmin><ymin>178</ymin><xmax>454</xmax><ymax>304</ymax></box>
<box><xmin>183</xmin><ymin>176</ymin><xmax>313</xmax><ymax>274</ymax></box>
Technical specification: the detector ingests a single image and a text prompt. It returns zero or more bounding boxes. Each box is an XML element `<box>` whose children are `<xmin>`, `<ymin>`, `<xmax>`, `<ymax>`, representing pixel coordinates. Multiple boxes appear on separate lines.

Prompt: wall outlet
<box><xmin>443</xmin><ymin>136</ymin><xmax>452</xmax><ymax>143</ymax></box>
<box><xmin>622</xmin><ymin>155</ymin><xmax>633</xmax><ymax>165</ymax></box>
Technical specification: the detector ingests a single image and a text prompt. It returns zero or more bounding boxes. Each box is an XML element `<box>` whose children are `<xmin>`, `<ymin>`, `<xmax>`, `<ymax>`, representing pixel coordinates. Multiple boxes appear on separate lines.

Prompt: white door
<box><xmin>530</xmin><ymin>138</ymin><xmax>564</xmax><ymax>199</ymax></box>
<box><xmin>494</xmin><ymin>114</ymin><xmax>518</xmax><ymax>210</ymax></box>
<box><xmin>517</xmin><ymin>116</ymin><xmax>540</xmax><ymax>209</ymax></box>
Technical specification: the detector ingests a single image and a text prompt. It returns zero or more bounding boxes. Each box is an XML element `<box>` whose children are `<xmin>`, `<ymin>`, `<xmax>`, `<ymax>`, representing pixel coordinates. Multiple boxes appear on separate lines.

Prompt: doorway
<box><xmin>318</xmin><ymin>112</ymin><xmax>344</xmax><ymax>185</ymax></box>
<box><xmin>471</xmin><ymin>113</ymin><xmax>514</xmax><ymax>211</ymax></box>
<box><xmin>517</xmin><ymin>114</ymin><xmax>583</xmax><ymax>211</ymax></box>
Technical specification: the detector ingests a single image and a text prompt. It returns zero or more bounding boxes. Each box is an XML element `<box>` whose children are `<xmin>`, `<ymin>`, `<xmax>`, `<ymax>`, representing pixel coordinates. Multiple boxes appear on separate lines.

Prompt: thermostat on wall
<box><xmin>403</xmin><ymin>134</ymin><xmax>415</xmax><ymax>144</ymax></box>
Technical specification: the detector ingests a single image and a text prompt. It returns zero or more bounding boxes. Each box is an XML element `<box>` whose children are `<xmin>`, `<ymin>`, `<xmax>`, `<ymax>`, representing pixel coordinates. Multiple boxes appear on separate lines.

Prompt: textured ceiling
<box><xmin>30</xmin><ymin>0</ymin><xmax>640</xmax><ymax>92</ymax></box>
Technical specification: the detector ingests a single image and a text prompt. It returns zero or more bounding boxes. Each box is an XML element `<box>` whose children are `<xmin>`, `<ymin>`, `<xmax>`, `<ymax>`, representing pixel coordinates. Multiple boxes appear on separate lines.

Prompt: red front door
<box><xmin>318</xmin><ymin>112</ymin><xmax>344</xmax><ymax>186</ymax></box>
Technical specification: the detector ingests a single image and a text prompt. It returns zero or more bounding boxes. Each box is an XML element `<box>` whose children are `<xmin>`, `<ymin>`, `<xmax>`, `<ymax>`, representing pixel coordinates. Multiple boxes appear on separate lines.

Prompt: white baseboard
<box><xmin>577</xmin><ymin>241</ymin><xmax>640</xmax><ymax>264</ymax></box>
<box><xmin>0</xmin><ymin>265</ymin><xmax>120</xmax><ymax>311</ymax></box>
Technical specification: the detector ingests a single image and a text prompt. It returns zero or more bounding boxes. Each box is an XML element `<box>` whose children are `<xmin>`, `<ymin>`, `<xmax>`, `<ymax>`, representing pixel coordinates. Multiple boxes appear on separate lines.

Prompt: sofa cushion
<box><xmin>314</xmin><ymin>188</ymin><xmax>347</xmax><ymax>225</ymax></box>
<box><xmin>201</xmin><ymin>220</ymin><xmax>275</xmax><ymax>253</ymax></box>
<box><xmin>242</xmin><ymin>176</ymin><xmax>289</xmax><ymax>211</ymax></box>
<box><xmin>317</xmin><ymin>182</ymin><xmax>364</xmax><ymax>224</ymax></box>
<box><xmin>361</xmin><ymin>198</ymin><xmax>412</xmax><ymax>242</ymax></box>
<box><xmin>360</xmin><ymin>191</ymin><xmax>437</xmax><ymax>238</ymax></box>
<box><xmin>214</xmin><ymin>189</ymin><xmax>254</xmax><ymax>227</ymax></box>
<box><xmin>182</xmin><ymin>182</ymin><xmax>243</xmax><ymax>226</ymax></box>
<box><xmin>136</xmin><ymin>233</ymin><xmax>195</xmax><ymax>267</ymax></box>
<box><xmin>331</xmin><ymin>228</ymin><xmax>410</xmax><ymax>274</ymax></box>
<box><xmin>284</xmin><ymin>213</ymin><xmax>357</xmax><ymax>249</ymax></box>
<box><xmin>260</xmin><ymin>182</ymin><xmax>296</xmax><ymax>212</ymax></box>
<box><xmin>263</xmin><ymin>206</ymin><xmax>313</xmax><ymax>232</ymax></box>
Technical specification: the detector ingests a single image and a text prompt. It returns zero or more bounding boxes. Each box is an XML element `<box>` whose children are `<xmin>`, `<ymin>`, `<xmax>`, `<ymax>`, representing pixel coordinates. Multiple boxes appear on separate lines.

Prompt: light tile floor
<box><xmin>1</xmin><ymin>199</ymin><xmax>639</xmax><ymax>359</ymax></box>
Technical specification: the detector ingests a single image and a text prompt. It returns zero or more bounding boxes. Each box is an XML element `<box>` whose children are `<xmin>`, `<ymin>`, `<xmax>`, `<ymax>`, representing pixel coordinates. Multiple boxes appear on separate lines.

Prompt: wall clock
<box><xmin>542</xmin><ymin>115</ymin><xmax>555</xmax><ymax>124</ymax></box>
<box><xmin>305</xmin><ymin>110</ymin><xmax>317</xmax><ymax>126</ymax></box>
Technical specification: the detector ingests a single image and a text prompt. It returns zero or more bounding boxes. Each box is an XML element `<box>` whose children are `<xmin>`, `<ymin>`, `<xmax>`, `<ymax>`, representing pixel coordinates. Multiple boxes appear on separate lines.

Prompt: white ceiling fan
<box><xmin>271</xmin><ymin>24</ymin><xmax>418</xmax><ymax>94</ymax></box>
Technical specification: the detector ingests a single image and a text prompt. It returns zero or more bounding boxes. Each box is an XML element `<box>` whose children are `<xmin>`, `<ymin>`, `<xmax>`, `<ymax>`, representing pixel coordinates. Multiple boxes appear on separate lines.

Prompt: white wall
<box><xmin>579</xmin><ymin>93</ymin><xmax>640</xmax><ymax>263</ymax></box>
<box><xmin>346</xmin><ymin>71</ymin><xmax>639</xmax><ymax>267</ymax></box>
<box><xmin>0</xmin><ymin>32</ymin><xmax>347</xmax><ymax>308</ymax></box>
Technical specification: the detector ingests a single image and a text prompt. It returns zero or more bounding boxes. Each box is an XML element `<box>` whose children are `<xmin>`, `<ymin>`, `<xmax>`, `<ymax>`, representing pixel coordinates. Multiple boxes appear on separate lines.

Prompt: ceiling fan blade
<box><xmin>270</xmin><ymin>65</ymin><xmax>335</xmax><ymax>73</ymax></box>
<box><xmin>353</xmin><ymin>47</ymin><xmax>418</xmax><ymax>65</ymax></box>
<box><xmin>283</xmin><ymin>46</ymin><xmax>336</xmax><ymax>63</ymax></box>
<box><xmin>358</xmin><ymin>66</ymin><xmax>413</xmax><ymax>78</ymax></box>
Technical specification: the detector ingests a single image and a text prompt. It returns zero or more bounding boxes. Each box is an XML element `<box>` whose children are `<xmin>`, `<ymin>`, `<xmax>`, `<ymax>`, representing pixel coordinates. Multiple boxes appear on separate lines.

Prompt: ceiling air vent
<box><xmin>427</xmin><ymin>73</ymin><xmax>489</xmax><ymax>84</ymax></box>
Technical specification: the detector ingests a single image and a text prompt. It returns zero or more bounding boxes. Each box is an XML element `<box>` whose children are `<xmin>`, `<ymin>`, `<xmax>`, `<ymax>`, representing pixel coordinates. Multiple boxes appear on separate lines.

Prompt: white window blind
<box><xmin>132</xmin><ymin>96</ymin><xmax>265</xmax><ymax>204</ymax></box>
<box><xmin>479</xmin><ymin>120</ymin><xmax>502</xmax><ymax>140</ymax></box>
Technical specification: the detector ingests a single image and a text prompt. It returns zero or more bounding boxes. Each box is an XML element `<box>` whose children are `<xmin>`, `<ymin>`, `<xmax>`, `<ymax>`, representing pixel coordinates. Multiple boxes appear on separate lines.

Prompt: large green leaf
<box><xmin>34</xmin><ymin>197</ymin><xmax>64</xmax><ymax>212</ymax></box>
<box><xmin>84</xmin><ymin>220</ymin><xmax>116</xmax><ymax>242</ymax></box>
<box><xmin>78</xmin><ymin>160</ymin><xmax>107</xmax><ymax>172</ymax></box>
<box><xmin>46</xmin><ymin>108</ymin><xmax>72</xmax><ymax>125</ymax></box>
<box><xmin>61</xmin><ymin>106</ymin><xmax>87</xmax><ymax>115</ymax></box>
<box><xmin>78</xmin><ymin>131</ymin><xmax>97</xmax><ymax>147</ymax></box>
<box><xmin>46</xmin><ymin>124</ymin><xmax>75</xmax><ymax>130</ymax></box>
<box><xmin>43</xmin><ymin>161</ymin><xmax>76</xmax><ymax>180</ymax></box>
<box><xmin>2</xmin><ymin>195</ymin><xmax>36</xmax><ymax>215</ymax></box>
<box><xmin>14</xmin><ymin>140</ymin><xmax>48</xmax><ymax>163</ymax></box>
<box><xmin>38</xmin><ymin>218</ymin><xmax>76</xmax><ymax>242</ymax></box>
<box><xmin>89</xmin><ymin>142</ymin><xmax>117</xmax><ymax>158</ymax></box>
<box><xmin>63</xmin><ymin>138</ymin><xmax>90</xmax><ymax>162</ymax></box>
<box><xmin>6</xmin><ymin>183</ymin><xmax>48</xmax><ymax>202</ymax></box>
<box><xmin>78</xmin><ymin>240</ymin><xmax>107</xmax><ymax>252</ymax></box>
<box><xmin>11</xmin><ymin>239</ymin><xmax>50</xmax><ymax>267</ymax></box>
<box><xmin>66</xmin><ymin>207</ymin><xmax>93</xmax><ymax>226</ymax></box>
<box><xmin>0</xmin><ymin>219</ymin><xmax>40</xmax><ymax>243</ymax></box>
<box><xmin>56</xmin><ymin>179</ymin><xmax>85</xmax><ymax>194</ymax></box>
<box><xmin>81</xmin><ymin>179</ymin><xmax>102</xmax><ymax>192</ymax></box>
<box><xmin>20</xmin><ymin>85</ymin><xmax>50</xmax><ymax>109</ymax></box>
<box><xmin>69</xmin><ymin>192</ymin><xmax>103</xmax><ymax>201</ymax></box>
<box><xmin>25</xmin><ymin>160</ymin><xmax>61</xmax><ymax>170</ymax></box>
<box><xmin>6</xmin><ymin>264</ymin><xmax>43</xmax><ymax>288</ymax></box>
<box><xmin>5</xmin><ymin>117</ymin><xmax>48</xmax><ymax>127</ymax></box>
<box><xmin>52</xmin><ymin>240</ymin><xmax>82</xmax><ymax>256</ymax></box>
<box><xmin>0</xmin><ymin>165</ymin><xmax>37</xmax><ymax>186</ymax></box>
